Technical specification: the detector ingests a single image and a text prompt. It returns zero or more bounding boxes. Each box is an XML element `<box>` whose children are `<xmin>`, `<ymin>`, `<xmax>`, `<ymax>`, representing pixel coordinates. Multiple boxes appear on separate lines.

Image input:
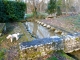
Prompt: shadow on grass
<box><xmin>2</xmin><ymin>23</ymin><xmax>16</xmax><ymax>34</ymax></box>
<box><xmin>19</xmin><ymin>33</ymin><xmax>24</xmax><ymax>39</ymax></box>
<box><xmin>67</xmin><ymin>53</ymin><xmax>79</xmax><ymax>60</ymax></box>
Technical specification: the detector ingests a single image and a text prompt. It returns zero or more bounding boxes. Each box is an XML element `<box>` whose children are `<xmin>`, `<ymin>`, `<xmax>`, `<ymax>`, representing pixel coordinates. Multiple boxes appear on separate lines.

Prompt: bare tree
<box><xmin>27</xmin><ymin>0</ymin><xmax>49</xmax><ymax>13</ymax></box>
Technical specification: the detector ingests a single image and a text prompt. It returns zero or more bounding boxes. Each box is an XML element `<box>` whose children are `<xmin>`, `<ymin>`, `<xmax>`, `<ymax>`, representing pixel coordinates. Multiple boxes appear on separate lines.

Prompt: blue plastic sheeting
<box><xmin>20</xmin><ymin>37</ymin><xmax>63</xmax><ymax>48</ymax></box>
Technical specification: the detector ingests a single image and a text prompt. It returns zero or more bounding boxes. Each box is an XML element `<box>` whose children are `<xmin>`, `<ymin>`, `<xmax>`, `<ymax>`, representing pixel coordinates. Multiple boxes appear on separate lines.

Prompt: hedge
<box><xmin>0</xmin><ymin>1</ymin><xmax>26</xmax><ymax>22</ymax></box>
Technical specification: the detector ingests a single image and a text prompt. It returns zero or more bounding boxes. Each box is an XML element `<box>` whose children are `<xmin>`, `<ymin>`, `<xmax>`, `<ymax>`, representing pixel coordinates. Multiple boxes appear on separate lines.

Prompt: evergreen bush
<box><xmin>0</xmin><ymin>1</ymin><xmax>26</xmax><ymax>22</ymax></box>
<box><xmin>56</xmin><ymin>6</ymin><xmax>62</xmax><ymax>16</ymax></box>
<box><xmin>47</xmin><ymin>0</ymin><xmax>56</xmax><ymax>15</ymax></box>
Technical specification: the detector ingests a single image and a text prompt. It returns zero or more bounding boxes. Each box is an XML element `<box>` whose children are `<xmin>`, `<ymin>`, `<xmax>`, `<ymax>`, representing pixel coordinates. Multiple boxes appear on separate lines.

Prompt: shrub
<box><xmin>0</xmin><ymin>1</ymin><xmax>26</xmax><ymax>22</ymax></box>
<box><xmin>47</xmin><ymin>0</ymin><xmax>56</xmax><ymax>14</ymax></box>
<box><xmin>56</xmin><ymin>6</ymin><xmax>62</xmax><ymax>16</ymax></box>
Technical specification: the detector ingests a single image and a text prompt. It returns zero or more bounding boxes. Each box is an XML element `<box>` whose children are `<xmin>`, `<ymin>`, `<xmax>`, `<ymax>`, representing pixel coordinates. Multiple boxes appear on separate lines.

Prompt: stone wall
<box><xmin>19</xmin><ymin>33</ymin><xmax>80</xmax><ymax>59</ymax></box>
<box><xmin>64</xmin><ymin>34</ymin><xmax>80</xmax><ymax>53</ymax></box>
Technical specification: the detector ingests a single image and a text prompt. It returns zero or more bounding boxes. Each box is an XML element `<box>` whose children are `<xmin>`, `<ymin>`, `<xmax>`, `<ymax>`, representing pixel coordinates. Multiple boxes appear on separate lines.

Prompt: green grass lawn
<box><xmin>0</xmin><ymin>49</ymin><xmax>6</xmax><ymax>60</ymax></box>
<box><xmin>47</xmin><ymin>56</ymin><xmax>58</xmax><ymax>60</ymax></box>
<box><xmin>57</xmin><ymin>50</ymin><xmax>74</xmax><ymax>60</ymax></box>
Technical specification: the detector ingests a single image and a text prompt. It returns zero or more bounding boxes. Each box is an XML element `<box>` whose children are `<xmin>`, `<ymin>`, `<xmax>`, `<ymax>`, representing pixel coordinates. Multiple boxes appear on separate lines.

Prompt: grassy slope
<box><xmin>0</xmin><ymin>22</ymin><xmax>34</xmax><ymax>60</ymax></box>
<box><xmin>59</xmin><ymin>14</ymin><xmax>80</xmax><ymax>32</ymax></box>
<box><xmin>18</xmin><ymin>22</ymin><xmax>34</xmax><ymax>41</ymax></box>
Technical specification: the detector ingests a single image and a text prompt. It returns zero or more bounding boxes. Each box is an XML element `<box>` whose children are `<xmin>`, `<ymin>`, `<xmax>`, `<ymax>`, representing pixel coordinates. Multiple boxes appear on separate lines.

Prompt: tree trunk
<box><xmin>3</xmin><ymin>23</ymin><xmax>7</xmax><ymax>34</ymax></box>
